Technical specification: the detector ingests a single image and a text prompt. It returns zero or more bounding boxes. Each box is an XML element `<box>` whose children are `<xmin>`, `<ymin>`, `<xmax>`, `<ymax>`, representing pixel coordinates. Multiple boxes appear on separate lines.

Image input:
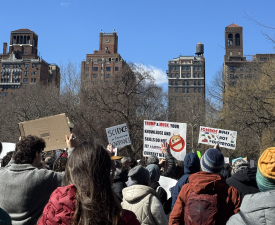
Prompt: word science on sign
<box><xmin>106</xmin><ymin>123</ymin><xmax>131</xmax><ymax>148</ymax></box>
<box><xmin>144</xmin><ymin>120</ymin><xmax>187</xmax><ymax>160</ymax></box>
<box><xmin>198</xmin><ymin>126</ymin><xmax>237</xmax><ymax>150</ymax></box>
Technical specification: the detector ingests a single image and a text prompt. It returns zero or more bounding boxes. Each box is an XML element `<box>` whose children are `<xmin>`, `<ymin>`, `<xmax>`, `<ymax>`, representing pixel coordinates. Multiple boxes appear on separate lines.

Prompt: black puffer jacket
<box><xmin>226</xmin><ymin>167</ymin><xmax>259</xmax><ymax>199</ymax></box>
<box><xmin>161</xmin><ymin>152</ymin><xmax>176</xmax><ymax>178</ymax></box>
<box><xmin>112</xmin><ymin>170</ymin><xmax>128</xmax><ymax>202</ymax></box>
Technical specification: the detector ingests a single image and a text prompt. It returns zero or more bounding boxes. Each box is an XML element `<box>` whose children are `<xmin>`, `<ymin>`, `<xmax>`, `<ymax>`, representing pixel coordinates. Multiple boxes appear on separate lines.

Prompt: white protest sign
<box><xmin>250</xmin><ymin>160</ymin><xmax>255</xmax><ymax>168</ymax></box>
<box><xmin>224</xmin><ymin>157</ymin><xmax>230</xmax><ymax>164</ymax></box>
<box><xmin>198</xmin><ymin>126</ymin><xmax>237</xmax><ymax>150</ymax></box>
<box><xmin>159</xmin><ymin>176</ymin><xmax>178</xmax><ymax>199</ymax></box>
<box><xmin>0</xmin><ymin>143</ymin><xmax>16</xmax><ymax>166</ymax></box>
<box><xmin>144</xmin><ymin>120</ymin><xmax>187</xmax><ymax>160</ymax></box>
<box><xmin>106</xmin><ymin>123</ymin><xmax>131</xmax><ymax>148</ymax></box>
<box><xmin>232</xmin><ymin>157</ymin><xmax>242</xmax><ymax>164</ymax></box>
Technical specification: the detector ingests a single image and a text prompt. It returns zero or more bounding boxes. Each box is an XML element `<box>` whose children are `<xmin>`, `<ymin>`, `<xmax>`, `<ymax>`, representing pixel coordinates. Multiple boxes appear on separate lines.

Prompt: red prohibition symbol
<box><xmin>169</xmin><ymin>136</ymin><xmax>185</xmax><ymax>152</ymax></box>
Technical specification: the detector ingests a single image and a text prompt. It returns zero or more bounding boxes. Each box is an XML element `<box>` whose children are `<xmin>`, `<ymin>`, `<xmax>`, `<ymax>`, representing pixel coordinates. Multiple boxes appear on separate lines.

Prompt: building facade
<box><xmin>0</xmin><ymin>29</ymin><xmax>60</xmax><ymax>99</ymax></box>
<box><xmin>81</xmin><ymin>30</ymin><xmax>125</xmax><ymax>85</ymax></box>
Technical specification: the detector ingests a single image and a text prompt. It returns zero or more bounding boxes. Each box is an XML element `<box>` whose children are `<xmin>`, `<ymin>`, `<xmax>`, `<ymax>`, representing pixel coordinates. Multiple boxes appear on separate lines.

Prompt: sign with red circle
<box><xmin>169</xmin><ymin>136</ymin><xmax>185</xmax><ymax>152</ymax></box>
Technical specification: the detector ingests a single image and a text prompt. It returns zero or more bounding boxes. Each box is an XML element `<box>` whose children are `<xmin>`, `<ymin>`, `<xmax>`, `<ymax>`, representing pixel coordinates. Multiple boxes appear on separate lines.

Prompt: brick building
<box><xmin>81</xmin><ymin>30</ymin><xmax>125</xmax><ymax>85</ymax></box>
<box><xmin>0</xmin><ymin>29</ymin><xmax>60</xmax><ymax>99</ymax></box>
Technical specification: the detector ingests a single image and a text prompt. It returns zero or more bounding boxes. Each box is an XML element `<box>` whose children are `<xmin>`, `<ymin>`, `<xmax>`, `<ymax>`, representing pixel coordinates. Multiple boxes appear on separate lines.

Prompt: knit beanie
<box><xmin>201</xmin><ymin>148</ymin><xmax>224</xmax><ymax>174</ymax></box>
<box><xmin>128</xmin><ymin>165</ymin><xmax>150</xmax><ymax>186</ymax></box>
<box><xmin>146</xmin><ymin>164</ymin><xmax>160</xmax><ymax>183</ymax></box>
<box><xmin>147</xmin><ymin>155</ymin><xmax>159</xmax><ymax>165</ymax></box>
<box><xmin>232</xmin><ymin>158</ymin><xmax>249</xmax><ymax>174</ymax></box>
<box><xmin>256</xmin><ymin>147</ymin><xmax>275</xmax><ymax>192</ymax></box>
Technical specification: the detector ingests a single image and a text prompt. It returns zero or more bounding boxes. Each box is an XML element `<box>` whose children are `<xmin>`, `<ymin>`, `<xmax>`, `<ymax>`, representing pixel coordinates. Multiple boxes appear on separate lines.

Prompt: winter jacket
<box><xmin>161</xmin><ymin>152</ymin><xmax>176</xmax><ymax>178</ymax></box>
<box><xmin>38</xmin><ymin>184</ymin><xmax>140</xmax><ymax>225</ymax></box>
<box><xmin>171</xmin><ymin>153</ymin><xmax>200</xmax><ymax>210</ymax></box>
<box><xmin>220</xmin><ymin>168</ymin><xmax>231</xmax><ymax>179</ymax></box>
<box><xmin>227</xmin><ymin>190</ymin><xmax>275</xmax><ymax>225</ymax></box>
<box><xmin>226</xmin><ymin>167</ymin><xmax>259</xmax><ymax>199</ymax></box>
<box><xmin>113</xmin><ymin>170</ymin><xmax>128</xmax><ymax>202</ymax></box>
<box><xmin>169</xmin><ymin>171</ymin><xmax>241</xmax><ymax>225</ymax></box>
<box><xmin>122</xmin><ymin>185</ymin><xmax>168</xmax><ymax>225</ymax></box>
<box><xmin>150</xmin><ymin>181</ymin><xmax>170</xmax><ymax>214</ymax></box>
<box><xmin>0</xmin><ymin>208</ymin><xmax>11</xmax><ymax>225</ymax></box>
<box><xmin>0</xmin><ymin>148</ymin><xmax>74</xmax><ymax>225</ymax></box>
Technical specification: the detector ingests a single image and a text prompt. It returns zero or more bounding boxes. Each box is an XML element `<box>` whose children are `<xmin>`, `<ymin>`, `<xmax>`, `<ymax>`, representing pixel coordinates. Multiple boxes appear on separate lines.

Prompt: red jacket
<box><xmin>169</xmin><ymin>171</ymin><xmax>241</xmax><ymax>225</ymax></box>
<box><xmin>38</xmin><ymin>184</ymin><xmax>140</xmax><ymax>225</ymax></box>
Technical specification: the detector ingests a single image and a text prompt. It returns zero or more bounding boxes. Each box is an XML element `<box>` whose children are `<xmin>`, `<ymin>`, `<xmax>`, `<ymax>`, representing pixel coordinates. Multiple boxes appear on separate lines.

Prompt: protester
<box><xmin>227</xmin><ymin>147</ymin><xmax>275</xmax><ymax>224</ymax></box>
<box><xmin>52</xmin><ymin>157</ymin><xmax>68</xmax><ymax>172</ymax></box>
<box><xmin>0</xmin><ymin>208</ymin><xmax>11</xmax><ymax>225</ymax></box>
<box><xmin>226</xmin><ymin>158</ymin><xmax>259</xmax><ymax>199</ymax></box>
<box><xmin>44</xmin><ymin>157</ymin><xmax>55</xmax><ymax>170</ymax></box>
<box><xmin>112</xmin><ymin>168</ymin><xmax>128</xmax><ymax>202</ymax></box>
<box><xmin>1</xmin><ymin>151</ymin><xmax>14</xmax><ymax>168</ymax></box>
<box><xmin>0</xmin><ymin>134</ymin><xmax>76</xmax><ymax>225</ymax></box>
<box><xmin>130</xmin><ymin>158</ymin><xmax>138</xmax><ymax>169</ymax></box>
<box><xmin>147</xmin><ymin>155</ymin><xmax>159</xmax><ymax>165</ymax></box>
<box><xmin>38</xmin><ymin>142</ymin><xmax>140</xmax><ymax>225</ymax></box>
<box><xmin>122</xmin><ymin>165</ymin><xmax>168</xmax><ymax>225</ymax></box>
<box><xmin>220</xmin><ymin>163</ymin><xmax>231</xmax><ymax>179</ymax></box>
<box><xmin>121</xmin><ymin>157</ymin><xmax>131</xmax><ymax>174</ymax></box>
<box><xmin>169</xmin><ymin>148</ymin><xmax>241</xmax><ymax>225</ymax></box>
<box><xmin>171</xmin><ymin>153</ymin><xmax>200</xmax><ymax>210</ymax></box>
<box><xmin>172</xmin><ymin>160</ymin><xmax>185</xmax><ymax>180</ymax></box>
<box><xmin>159</xmin><ymin>142</ymin><xmax>176</xmax><ymax>178</ymax></box>
<box><xmin>107</xmin><ymin>143</ymin><xmax>115</xmax><ymax>156</ymax></box>
<box><xmin>146</xmin><ymin>164</ymin><xmax>171</xmax><ymax>214</ymax></box>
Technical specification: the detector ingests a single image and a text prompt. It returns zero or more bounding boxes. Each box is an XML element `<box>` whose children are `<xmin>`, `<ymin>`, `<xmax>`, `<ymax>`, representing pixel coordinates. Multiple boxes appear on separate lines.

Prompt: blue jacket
<box><xmin>171</xmin><ymin>152</ymin><xmax>200</xmax><ymax>210</ymax></box>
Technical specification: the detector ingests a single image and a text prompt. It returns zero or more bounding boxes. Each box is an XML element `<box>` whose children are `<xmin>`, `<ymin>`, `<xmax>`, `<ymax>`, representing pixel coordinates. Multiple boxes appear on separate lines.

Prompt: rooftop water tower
<box><xmin>195</xmin><ymin>42</ymin><xmax>204</xmax><ymax>56</ymax></box>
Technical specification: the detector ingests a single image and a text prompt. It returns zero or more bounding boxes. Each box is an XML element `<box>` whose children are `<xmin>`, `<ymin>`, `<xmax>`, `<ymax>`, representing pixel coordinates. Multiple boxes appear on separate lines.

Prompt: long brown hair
<box><xmin>62</xmin><ymin>142</ymin><xmax>122</xmax><ymax>225</ymax></box>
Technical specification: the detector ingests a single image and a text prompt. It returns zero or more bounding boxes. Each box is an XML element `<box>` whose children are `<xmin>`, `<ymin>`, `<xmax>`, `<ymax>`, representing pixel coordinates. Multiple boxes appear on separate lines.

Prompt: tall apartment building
<box><xmin>81</xmin><ymin>30</ymin><xmax>125</xmax><ymax>85</ymax></box>
<box><xmin>0</xmin><ymin>29</ymin><xmax>60</xmax><ymax>98</ymax></box>
<box><xmin>223</xmin><ymin>23</ymin><xmax>275</xmax><ymax>87</ymax></box>
<box><xmin>167</xmin><ymin>43</ymin><xmax>205</xmax><ymax>102</ymax></box>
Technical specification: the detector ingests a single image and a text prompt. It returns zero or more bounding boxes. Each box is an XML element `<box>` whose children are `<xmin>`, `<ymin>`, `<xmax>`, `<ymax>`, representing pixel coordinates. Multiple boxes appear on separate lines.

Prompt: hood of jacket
<box><xmin>184</xmin><ymin>153</ymin><xmax>200</xmax><ymax>175</ymax></box>
<box><xmin>113</xmin><ymin>170</ymin><xmax>128</xmax><ymax>183</ymax></box>
<box><xmin>232</xmin><ymin>167</ymin><xmax>256</xmax><ymax>183</ymax></box>
<box><xmin>189</xmin><ymin>171</ymin><xmax>226</xmax><ymax>194</ymax></box>
<box><xmin>122</xmin><ymin>185</ymin><xmax>156</xmax><ymax>203</ymax></box>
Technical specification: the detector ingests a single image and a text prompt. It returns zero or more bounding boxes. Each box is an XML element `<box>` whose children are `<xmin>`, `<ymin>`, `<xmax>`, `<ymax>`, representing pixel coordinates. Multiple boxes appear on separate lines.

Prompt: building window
<box><xmin>24</xmin><ymin>71</ymin><xmax>28</xmax><ymax>76</ymax></box>
<box><xmin>115</xmin><ymin>67</ymin><xmax>119</xmax><ymax>71</ymax></box>
<box><xmin>228</xmin><ymin>33</ymin><xmax>233</xmax><ymax>46</ymax></box>
<box><xmin>198</xmin><ymin>81</ymin><xmax>201</xmax><ymax>85</ymax></box>
<box><xmin>93</xmin><ymin>74</ymin><xmax>97</xmax><ymax>78</ymax></box>
<box><xmin>198</xmin><ymin>88</ymin><xmax>201</xmax><ymax>93</ymax></box>
<box><xmin>198</xmin><ymin>66</ymin><xmax>201</xmax><ymax>71</ymax></box>
<box><xmin>182</xmin><ymin>66</ymin><xmax>185</xmax><ymax>71</ymax></box>
<box><xmin>230</xmin><ymin>74</ymin><xmax>234</xmax><ymax>79</ymax></box>
<box><xmin>32</xmin><ymin>64</ymin><xmax>37</xmax><ymax>68</ymax></box>
<box><xmin>194</xmin><ymin>88</ymin><xmax>197</xmax><ymax>93</ymax></box>
<box><xmin>187</xmin><ymin>88</ymin><xmax>189</xmax><ymax>93</ymax></box>
<box><xmin>194</xmin><ymin>66</ymin><xmax>197</xmax><ymax>71</ymax></box>
<box><xmin>171</xmin><ymin>74</ymin><xmax>174</xmax><ymax>78</ymax></box>
<box><xmin>182</xmin><ymin>88</ymin><xmax>185</xmax><ymax>93</ymax></box>
<box><xmin>175</xmin><ymin>66</ymin><xmax>179</xmax><ymax>71</ymax></box>
<box><xmin>106</xmin><ymin>74</ymin><xmax>110</xmax><ymax>78</ymax></box>
<box><xmin>175</xmin><ymin>73</ymin><xmax>179</xmax><ymax>78</ymax></box>
<box><xmin>175</xmin><ymin>88</ymin><xmax>178</xmax><ymax>93</ymax></box>
<box><xmin>106</xmin><ymin>67</ymin><xmax>111</xmax><ymax>71</ymax></box>
<box><xmin>187</xmin><ymin>73</ymin><xmax>190</xmax><ymax>78</ymax></box>
<box><xmin>240</xmin><ymin>74</ymin><xmax>243</xmax><ymax>78</ymax></box>
<box><xmin>230</xmin><ymin>66</ymin><xmax>236</xmax><ymax>72</ymax></box>
<box><xmin>182</xmin><ymin>73</ymin><xmax>185</xmax><ymax>78</ymax></box>
<box><xmin>235</xmin><ymin>33</ymin><xmax>240</xmax><ymax>46</ymax></box>
<box><xmin>5</xmin><ymin>93</ymin><xmax>8</xmax><ymax>97</ymax></box>
<box><xmin>171</xmin><ymin>81</ymin><xmax>174</xmax><ymax>85</ymax></box>
<box><xmin>240</xmin><ymin>67</ymin><xmax>243</xmax><ymax>71</ymax></box>
<box><xmin>106</xmin><ymin>39</ymin><xmax>109</xmax><ymax>43</ymax></box>
<box><xmin>105</xmin><ymin>47</ymin><xmax>109</xmax><ymax>51</ymax></box>
<box><xmin>31</xmin><ymin>78</ymin><xmax>36</xmax><ymax>83</ymax></box>
<box><xmin>187</xmin><ymin>66</ymin><xmax>190</xmax><ymax>71</ymax></box>
<box><xmin>25</xmin><ymin>64</ymin><xmax>29</xmax><ymax>69</ymax></box>
<box><xmin>23</xmin><ymin>78</ymin><xmax>28</xmax><ymax>83</ymax></box>
<box><xmin>198</xmin><ymin>73</ymin><xmax>201</xmax><ymax>78</ymax></box>
<box><xmin>194</xmin><ymin>73</ymin><xmax>197</xmax><ymax>78</ymax></box>
<box><xmin>171</xmin><ymin>66</ymin><xmax>174</xmax><ymax>71</ymax></box>
<box><xmin>93</xmin><ymin>67</ymin><xmax>98</xmax><ymax>71</ymax></box>
<box><xmin>175</xmin><ymin>80</ymin><xmax>178</xmax><ymax>85</ymax></box>
<box><xmin>194</xmin><ymin>81</ymin><xmax>197</xmax><ymax>85</ymax></box>
<box><xmin>86</xmin><ymin>67</ymin><xmax>89</xmax><ymax>71</ymax></box>
<box><xmin>187</xmin><ymin>81</ymin><xmax>190</xmax><ymax>86</ymax></box>
<box><xmin>183</xmin><ymin>81</ymin><xmax>185</xmax><ymax>85</ymax></box>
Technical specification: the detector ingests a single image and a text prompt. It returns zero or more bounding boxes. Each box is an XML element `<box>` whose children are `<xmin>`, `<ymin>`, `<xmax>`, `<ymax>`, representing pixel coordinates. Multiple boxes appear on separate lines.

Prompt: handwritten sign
<box><xmin>198</xmin><ymin>126</ymin><xmax>237</xmax><ymax>150</ymax></box>
<box><xmin>106</xmin><ymin>123</ymin><xmax>131</xmax><ymax>148</ymax></box>
<box><xmin>144</xmin><ymin>120</ymin><xmax>187</xmax><ymax>160</ymax></box>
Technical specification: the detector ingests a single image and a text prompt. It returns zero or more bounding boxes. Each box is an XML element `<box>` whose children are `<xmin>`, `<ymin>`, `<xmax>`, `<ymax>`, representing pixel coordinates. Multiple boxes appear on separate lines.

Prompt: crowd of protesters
<box><xmin>0</xmin><ymin>135</ymin><xmax>275</xmax><ymax>225</ymax></box>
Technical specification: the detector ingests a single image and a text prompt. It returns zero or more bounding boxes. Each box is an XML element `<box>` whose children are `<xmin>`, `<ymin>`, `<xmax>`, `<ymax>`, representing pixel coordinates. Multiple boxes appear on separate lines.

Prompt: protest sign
<box><xmin>159</xmin><ymin>176</ymin><xmax>178</xmax><ymax>199</ymax></box>
<box><xmin>106</xmin><ymin>123</ymin><xmax>131</xmax><ymax>148</ymax></box>
<box><xmin>143</xmin><ymin>120</ymin><xmax>187</xmax><ymax>160</ymax></box>
<box><xmin>198</xmin><ymin>126</ymin><xmax>237</xmax><ymax>150</ymax></box>
<box><xmin>0</xmin><ymin>143</ymin><xmax>16</xmax><ymax>166</ymax></box>
<box><xmin>224</xmin><ymin>157</ymin><xmax>230</xmax><ymax>164</ymax></box>
<box><xmin>232</xmin><ymin>157</ymin><xmax>242</xmax><ymax>164</ymax></box>
<box><xmin>250</xmin><ymin>160</ymin><xmax>255</xmax><ymax>168</ymax></box>
<box><xmin>18</xmin><ymin>114</ymin><xmax>71</xmax><ymax>152</ymax></box>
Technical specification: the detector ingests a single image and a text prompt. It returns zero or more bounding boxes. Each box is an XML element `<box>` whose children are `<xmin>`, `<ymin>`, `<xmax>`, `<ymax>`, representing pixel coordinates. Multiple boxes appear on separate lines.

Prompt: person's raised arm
<box><xmin>66</xmin><ymin>133</ymin><xmax>77</xmax><ymax>157</ymax></box>
<box><xmin>160</xmin><ymin>142</ymin><xmax>176</xmax><ymax>178</ymax></box>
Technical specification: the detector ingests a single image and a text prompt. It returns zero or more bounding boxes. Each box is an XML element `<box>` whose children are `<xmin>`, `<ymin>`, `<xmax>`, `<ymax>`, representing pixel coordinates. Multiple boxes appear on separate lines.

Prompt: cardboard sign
<box><xmin>198</xmin><ymin>126</ymin><xmax>237</xmax><ymax>150</ymax></box>
<box><xmin>143</xmin><ymin>120</ymin><xmax>187</xmax><ymax>160</ymax></box>
<box><xmin>250</xmin><ymin>160</ymin><xmax>255</xmax><ymax>168</ymax></box>
<box><xmin>106</xmin><ymin>123</ymin><xmax>131</xmax><ymax>148</ymax></box>
<box><xmin>159</xmin><ymin>176</ymin><xmax>178</xmax><ymax>199</ymax></box>
<box><xmin>224</xmin><ymin>157</ymin><xmax>230</xmax><ymax>164</ymax></box>
<box><xmin>18</xmin><ymin>114</ymin><xmax>71</xmax><ymax>152</ymax></box>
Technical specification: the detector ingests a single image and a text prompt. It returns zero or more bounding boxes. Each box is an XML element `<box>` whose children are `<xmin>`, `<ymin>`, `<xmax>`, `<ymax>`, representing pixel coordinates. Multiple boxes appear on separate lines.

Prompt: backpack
<box><xmin>184</xmin><ymin>190</ymin><xmax>218</xmax><ymax>225</ymax></box>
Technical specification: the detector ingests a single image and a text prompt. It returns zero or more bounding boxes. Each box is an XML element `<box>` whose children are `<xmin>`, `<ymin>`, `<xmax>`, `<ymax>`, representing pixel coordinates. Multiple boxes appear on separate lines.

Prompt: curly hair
<box><xmin>14</xmin><ymin>135</ymin><xmax>46</xmax><ymax>164</ymax></box>
<box><xmin>1</xmin><ymin>151</ymin><xmax>14</xmax><ymax>167</ymax></box>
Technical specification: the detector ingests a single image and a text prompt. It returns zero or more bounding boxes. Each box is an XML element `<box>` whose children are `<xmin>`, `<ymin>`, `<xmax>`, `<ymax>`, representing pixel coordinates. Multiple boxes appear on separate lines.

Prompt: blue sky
<box><xmin>1</xmin><ymin>0</ymin><xmax>275</xmax><ymax>91</ymax></box>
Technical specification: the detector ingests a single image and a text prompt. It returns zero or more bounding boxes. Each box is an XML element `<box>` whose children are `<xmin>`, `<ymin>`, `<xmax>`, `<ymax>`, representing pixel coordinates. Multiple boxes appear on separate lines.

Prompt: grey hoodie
<box><xmin>227</xmin><ymin>190</ymin><xmax>275</xmax><ymax>225</ymax></box>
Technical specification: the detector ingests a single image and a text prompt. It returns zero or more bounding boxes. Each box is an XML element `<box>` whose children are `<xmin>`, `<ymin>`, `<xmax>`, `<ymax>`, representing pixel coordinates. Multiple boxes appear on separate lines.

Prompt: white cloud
<box><xmin>137</xmin><ymin>64</ymin><xmax>168</xmax><ymax>85</ymax></box>
<box><xmin>61</xmin><ymin>2</ymin><xmax>70</xmax><ymax>7</ymax></box>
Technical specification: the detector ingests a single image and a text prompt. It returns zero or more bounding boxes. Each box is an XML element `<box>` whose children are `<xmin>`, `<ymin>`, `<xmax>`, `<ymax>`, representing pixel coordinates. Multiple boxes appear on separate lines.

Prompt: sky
<box><xmin>1</xmin><ymin>0</ymin><xmax>275</xmax><ymax>91</ymax></box>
